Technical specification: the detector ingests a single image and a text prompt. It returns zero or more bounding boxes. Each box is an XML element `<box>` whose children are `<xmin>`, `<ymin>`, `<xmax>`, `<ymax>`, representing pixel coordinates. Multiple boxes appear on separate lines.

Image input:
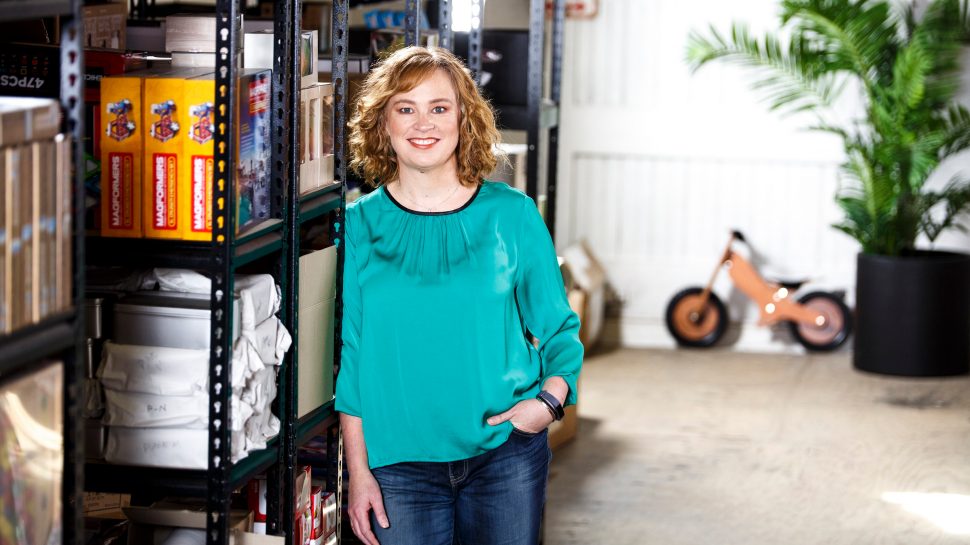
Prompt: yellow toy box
<box><xmin>142</xmin><ymin>68</ymin><xmax>211</xmax><ymax>239</ymax></box>
<box><xmin>100</xmin><ymin>74</ymin><xmax>143</xmax><ymax>238</ymax></box>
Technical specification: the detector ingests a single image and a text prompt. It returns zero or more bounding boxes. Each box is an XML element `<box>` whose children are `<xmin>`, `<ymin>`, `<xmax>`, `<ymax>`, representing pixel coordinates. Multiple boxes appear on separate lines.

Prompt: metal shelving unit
<box><xmin>0</xmin><ymin>0</ymin><xmax>86</xmax><ymax>542</ymax></box>
<box><xmin>275</xmin><ymin>0</ymin><xmax>349</xmax><ymax>540</ymax></box>
<box><xmin>81</xmin><ymin>0</ymin><xmax>295</xmax><ymax>542</ymax></box>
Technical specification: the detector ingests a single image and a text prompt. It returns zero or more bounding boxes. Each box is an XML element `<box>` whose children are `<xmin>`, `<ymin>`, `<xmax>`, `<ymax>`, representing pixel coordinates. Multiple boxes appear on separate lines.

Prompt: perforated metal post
<box><xmin>405</xmin><ymin>0</ymin><xmax>421</xmax><ymax>47</ymax></box>
<box><xmin>332</xmin><ymin>0</ymin><xmax>349</xmax><ymax>541</ymax></box>
<box><xmin>546</xmin><ymin>0</ymin><xmax>565</xmax><ymax>237</ymax></box>
<box><xmin>60</xmin><ymin>1</ymin><xmax>85</xmax><ymax>542</ymax></box>
<box><xmin>273</xmin><ymin>0</ymin><xmax>300</xmax><ymax>537</ymax></box>
<box><xmin>208</xmin><ymin>2</ymin><xmax>240</xmax><ymax>544</ymax></box>
<box><xmin>525</xmin><ymin>0</ymin><xmax>544</xmax><ymax>201</ymax></box>
<box><xmin>438</xmin><ymin>0</ymin><xmax>452</xmax><ymax>51</ymax></box>
<box><xmin>468</xmin><ymin>0</ymin><xmax>483</xmax><ymax>84</ymax></box>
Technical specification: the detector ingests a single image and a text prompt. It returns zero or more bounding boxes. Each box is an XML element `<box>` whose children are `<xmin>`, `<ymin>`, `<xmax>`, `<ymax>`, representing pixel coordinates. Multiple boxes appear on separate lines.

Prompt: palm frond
<box><xmin>918</xmin><ymin>176</ymin><xmax>970</xmax><ymax>241</ymax></box>
<box><xmin>939</xmin><ymin>104</ymin><xmax>970</xmax><ymax>156</ymax></box>
<box><xmin>686</xmin><ymin>23</ymin><xmax>841</xmax><ymax>114</ymax></box>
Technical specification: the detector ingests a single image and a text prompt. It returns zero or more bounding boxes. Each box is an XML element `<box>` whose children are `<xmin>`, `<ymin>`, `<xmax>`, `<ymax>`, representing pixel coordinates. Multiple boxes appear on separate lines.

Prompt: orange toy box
<box><xmin>141</xmin><ymin>68</ymin><xmax>211</xmax><ymax>239</ymax></box>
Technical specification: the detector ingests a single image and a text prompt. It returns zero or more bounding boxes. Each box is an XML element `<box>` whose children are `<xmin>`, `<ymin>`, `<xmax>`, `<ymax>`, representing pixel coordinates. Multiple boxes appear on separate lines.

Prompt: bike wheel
<box><xmin>788</xmin><ymin>291</ymin><xmax>852</xmax><ymax>352</ymax></box>
<box><xmin>665</xmin><ymin>287</ymin><xmax>728</xmax><ymax>348</ymax></box>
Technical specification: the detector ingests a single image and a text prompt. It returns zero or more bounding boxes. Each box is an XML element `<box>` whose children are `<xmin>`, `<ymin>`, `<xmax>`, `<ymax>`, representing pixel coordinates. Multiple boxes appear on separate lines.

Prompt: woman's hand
<box><xmin>348</xmin><ymin>469</ymin><xmax>389</xmax><ymax>545</ymax></box>
<box><xmin>486</xmin><ymin>398</ymin><xmax>555</xmax><ymax>434</ymax></box>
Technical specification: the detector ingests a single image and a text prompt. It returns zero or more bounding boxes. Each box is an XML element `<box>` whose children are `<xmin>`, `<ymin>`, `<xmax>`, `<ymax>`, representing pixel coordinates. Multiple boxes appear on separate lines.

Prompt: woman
<box><xmin>335</xmin><ymin>46</ymin><xmax>583</xmax><ymax>545</ymax></box>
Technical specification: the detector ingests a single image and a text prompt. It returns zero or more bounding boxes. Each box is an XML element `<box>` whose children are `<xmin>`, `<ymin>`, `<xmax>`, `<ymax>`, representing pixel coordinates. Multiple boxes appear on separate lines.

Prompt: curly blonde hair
<box><xmin>348</xmin><ymin>46</ymin><xmax>500</xmax><ymax>187</ymax></box>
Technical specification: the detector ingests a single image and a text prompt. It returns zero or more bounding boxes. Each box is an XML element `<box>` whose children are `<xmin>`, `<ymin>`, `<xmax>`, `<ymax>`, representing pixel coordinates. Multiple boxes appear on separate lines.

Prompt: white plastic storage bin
<box><xmin>113</xmin><ymin>293</ymin><xmax>241</xmax><ymax>350</ymax></box>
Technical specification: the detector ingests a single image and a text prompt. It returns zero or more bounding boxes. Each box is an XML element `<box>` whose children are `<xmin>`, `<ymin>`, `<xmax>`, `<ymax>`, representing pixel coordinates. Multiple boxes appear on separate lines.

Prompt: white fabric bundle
<box><xmin>104</xmin><ymin>427</ymin><xmax>209</xmax><ymax>469</ymax></box>
<box><xmin>100</xmin><ymin>342</ymin><xmax>211</xmax><ymax>396</ymax></box>
<box><xmin>149</xmin><ymin>269</ymin><xmax>281</xmax><ymax>332</ymax></box>
<box><xmin>243</xmin><ymin>315</ymin><xmax>292</xmax><ymax>366</ymax></box>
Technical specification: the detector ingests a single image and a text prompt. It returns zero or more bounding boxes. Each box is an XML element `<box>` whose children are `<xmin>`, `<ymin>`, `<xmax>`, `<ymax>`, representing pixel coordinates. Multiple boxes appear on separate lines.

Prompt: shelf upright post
<box><xmin>61</xmin><ymin>0</ymin><xmax>86</xmax><ymax>542</ymax></box>
<box><xmin>274</xmin><ymin>0</ymin><xmax>301</xmax><ymax>537</ymax></box>
<box><xmin>208</xmin><ymin>1</ymin><xmax>241</xmax><ymax>544</ymax></box>
<box><xmin>546</xmin><ymin>0</ymin><xmax>565</xmax><ymax>238</ymax></box>
<box><xmin>331</xmin><ymin>0</ymin><xmax>349</xmax><ymax>540</ymax></box>
<box><xmin>525</xmin><ymin>0</ymin><xmax>544</xmax><ymax>202</ymax></box>
<box><xmin>405</xmin><ymin>0</ymin><xmax>422</xmax><ymax>47</ymax></box>
<box><xmin>438</xmin><ymin>0</ymin><xmax>452</xmax><ymax>51</ymax></box>
<box><xmin>468</xmin><ymin>0</ymin><xmax>483</xmax><ymax>84</ymax></box>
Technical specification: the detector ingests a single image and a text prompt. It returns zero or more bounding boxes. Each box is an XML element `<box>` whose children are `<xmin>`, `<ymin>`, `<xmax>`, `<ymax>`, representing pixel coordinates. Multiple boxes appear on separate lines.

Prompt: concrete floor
<box><xmin>545</xmin><ymin>348</ymin><xmax>970</xmax><ymax>545</ymax></box>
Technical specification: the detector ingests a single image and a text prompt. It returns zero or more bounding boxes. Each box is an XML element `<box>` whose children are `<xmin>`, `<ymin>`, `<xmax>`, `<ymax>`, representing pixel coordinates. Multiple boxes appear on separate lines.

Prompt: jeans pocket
<box><xmin>510</xmin><ymin>425</ymin><xmax>541</xmax><ymax>437</ymax></box>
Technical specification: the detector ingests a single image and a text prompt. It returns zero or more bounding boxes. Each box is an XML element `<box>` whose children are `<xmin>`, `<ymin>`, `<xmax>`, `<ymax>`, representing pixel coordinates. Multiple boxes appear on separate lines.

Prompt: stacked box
<box><xmin>100</xmin><ymin>74</ymin><xmax>144</xmax><ymax>238</ymax></box>
<box><xmin>142</xmin><ymin>68</ymin><xmax>211</xmax><ymax>239</ymax></box>
<box><xmin>298</xmin><ymin>82</ymin><xmax>334</xmax><ymax>195</ymax></box>
<box><xmin>181</xmin><ymin>72</ymin><xmax>216</xmax><ymax>241</ymax></box>
<box><xmin>0</xmin><ymin>149</ymin><xmax>5</xmax><ymax>331</ymax></box>
<box><xmin>56</xmin><ymin>135</ymin><xmax>72</xmax><ymax>311</ymax></box>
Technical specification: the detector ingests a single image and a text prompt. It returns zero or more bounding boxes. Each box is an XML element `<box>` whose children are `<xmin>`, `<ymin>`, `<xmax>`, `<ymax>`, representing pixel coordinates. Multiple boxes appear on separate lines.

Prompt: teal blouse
<box><xmin>335</xmin><ymin>181</ymin><xmax>583</xmax><ymax>469</ymax></box>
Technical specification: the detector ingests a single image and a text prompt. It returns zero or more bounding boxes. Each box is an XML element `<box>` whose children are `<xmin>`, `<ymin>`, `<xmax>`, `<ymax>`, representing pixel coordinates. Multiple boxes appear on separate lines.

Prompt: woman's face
<box><xmin>384</xmin><ymin>69</ymin><xmax>461</xmax><ymax>177</ymax></box>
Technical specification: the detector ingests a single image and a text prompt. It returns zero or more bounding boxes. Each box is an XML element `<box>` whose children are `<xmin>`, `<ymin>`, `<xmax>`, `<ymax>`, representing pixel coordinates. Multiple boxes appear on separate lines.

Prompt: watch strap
<box><xmin>536</xmin><ymin>390</ymin><xmax>565</xmax><ymax>421</ymax></box>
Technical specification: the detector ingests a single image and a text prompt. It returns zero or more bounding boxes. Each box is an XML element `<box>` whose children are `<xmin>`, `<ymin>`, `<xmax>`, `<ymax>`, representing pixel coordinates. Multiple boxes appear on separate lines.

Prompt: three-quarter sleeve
<box><xmin>514</xmin><ymin>198</ymin><xmax>584</xmax><ymax>406</ymax></box>
<box><xmin>334</xmin><ymin>206</ymin><xmax>363</xmax><ymax>417</ymax></box>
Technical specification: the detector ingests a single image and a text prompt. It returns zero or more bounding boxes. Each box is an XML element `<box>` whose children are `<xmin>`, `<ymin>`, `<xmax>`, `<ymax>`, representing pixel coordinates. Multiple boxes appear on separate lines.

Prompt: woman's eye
<box><xmin>432</xmin><ymin>106</ymin><xmax>447</xmax><ymax>114</ymax></box>
<box><xmin>399</xmin><ymin>107</ymin><xmax>414</xmax><ymax>114</ymax></box>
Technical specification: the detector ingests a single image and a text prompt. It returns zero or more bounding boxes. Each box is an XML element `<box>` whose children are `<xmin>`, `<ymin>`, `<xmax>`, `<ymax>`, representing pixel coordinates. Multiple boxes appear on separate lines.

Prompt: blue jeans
<box><xmin>370</xmin><ymin>428</ymin><xmax>551</xmax><ymax>545</ymax></box>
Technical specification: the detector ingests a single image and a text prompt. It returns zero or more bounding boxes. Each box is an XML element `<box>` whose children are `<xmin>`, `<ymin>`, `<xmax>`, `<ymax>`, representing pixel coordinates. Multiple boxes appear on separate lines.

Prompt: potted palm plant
<box><xmin>686</xmin><ymin>0</ymin><xmax>970</xmax><ymax>375</ymax></box>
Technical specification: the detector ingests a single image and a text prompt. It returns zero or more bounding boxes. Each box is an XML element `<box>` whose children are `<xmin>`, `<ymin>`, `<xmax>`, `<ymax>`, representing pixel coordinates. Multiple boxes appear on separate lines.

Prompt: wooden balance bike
<box><xmin>665</xmin><ymin>230</ymin><xmax>852</xmax><ymax>352</ymax></box>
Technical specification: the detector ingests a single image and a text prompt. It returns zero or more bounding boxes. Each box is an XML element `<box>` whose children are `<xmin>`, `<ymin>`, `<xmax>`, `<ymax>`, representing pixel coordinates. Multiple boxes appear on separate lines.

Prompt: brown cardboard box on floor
<box><xmin>546</xmin><ymin>269</ymin><xmax>586</xmax><ymax>450</ymax></box>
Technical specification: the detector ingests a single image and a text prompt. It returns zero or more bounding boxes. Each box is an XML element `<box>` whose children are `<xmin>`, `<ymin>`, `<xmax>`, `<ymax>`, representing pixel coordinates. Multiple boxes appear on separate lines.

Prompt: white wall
<box><xmin>555</xmin><ymin>0</ymin><xmax>970</xmax><ymax>352</ymax></box>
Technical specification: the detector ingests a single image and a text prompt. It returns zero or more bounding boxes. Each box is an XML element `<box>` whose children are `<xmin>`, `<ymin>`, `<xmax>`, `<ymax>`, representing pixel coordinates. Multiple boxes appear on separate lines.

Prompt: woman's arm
<box><xmin>342</xmin><ymin>414</ymin><xmax>388</xmax><ymax>545</ymax></box>
<box><xmin>514</xmin><ymin>198</ymin><xmax>584</xmax><ymax>405</ymax></box>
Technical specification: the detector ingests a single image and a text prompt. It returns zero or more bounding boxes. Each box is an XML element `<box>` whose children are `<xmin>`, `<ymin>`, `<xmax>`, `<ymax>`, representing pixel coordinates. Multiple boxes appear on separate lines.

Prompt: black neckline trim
<box><xmin>383</xmin><ymin>182</ymin><xmax>483</xmax><ymax>216</ymax></box>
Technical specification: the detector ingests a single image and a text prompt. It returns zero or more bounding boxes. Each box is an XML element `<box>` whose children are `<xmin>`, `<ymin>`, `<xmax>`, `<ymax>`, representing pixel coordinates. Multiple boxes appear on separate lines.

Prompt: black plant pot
<box><xmin>854</xmin><ymin>251</ymin><xmax>970</xmax><ymax>376</ymax></box>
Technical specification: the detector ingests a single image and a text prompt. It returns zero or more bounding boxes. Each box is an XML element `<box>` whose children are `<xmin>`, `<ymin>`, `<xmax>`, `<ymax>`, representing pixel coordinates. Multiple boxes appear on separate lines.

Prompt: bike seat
<box><xmin>769</xmin><ymin>277</ymin><xmax>809</xmax><ymax>290</ymax></box>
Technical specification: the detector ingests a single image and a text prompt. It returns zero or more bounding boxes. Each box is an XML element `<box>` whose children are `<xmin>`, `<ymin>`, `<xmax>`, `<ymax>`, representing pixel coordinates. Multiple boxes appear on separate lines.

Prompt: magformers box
<box><xmin>142</xmin><ymin>68</ymin><xmax>212</xmax><ymax>239</ymax></box>
<box><xmin>181</xmin><ymin>68</ymin><xmax>272</xmax><ymax>240</ymax></box>
<box><xmin>100</xmin><ymin>67</ymin><xmax>202</xmax><ymax>238</ymax></box>
<box><xmin>100</xmin><ymin>74</ymin><xmax>144</xmax><ymax>237</ymax></box>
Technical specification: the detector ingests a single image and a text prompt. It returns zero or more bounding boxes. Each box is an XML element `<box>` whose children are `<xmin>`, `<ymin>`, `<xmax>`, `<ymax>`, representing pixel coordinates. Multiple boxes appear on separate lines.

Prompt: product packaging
<box><xmin>141</xmin><ymin>68</ymin><xmax>212</xmax><ymax>239</ymax></box>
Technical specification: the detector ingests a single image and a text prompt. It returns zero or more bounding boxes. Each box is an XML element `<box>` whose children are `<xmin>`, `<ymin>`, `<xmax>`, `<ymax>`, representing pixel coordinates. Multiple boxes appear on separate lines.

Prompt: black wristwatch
<box><xmin>536</xmin><ymin>391</ymin><xmax>565</xmax><ymax>421</ymax></box>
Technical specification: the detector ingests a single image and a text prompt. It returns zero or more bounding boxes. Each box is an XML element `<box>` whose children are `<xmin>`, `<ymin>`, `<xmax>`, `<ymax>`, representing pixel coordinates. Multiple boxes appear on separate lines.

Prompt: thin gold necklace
<box><xmin>400</xmin><ymin>182</ymin><xmax>461</xmax><ymax>212</ymax></box>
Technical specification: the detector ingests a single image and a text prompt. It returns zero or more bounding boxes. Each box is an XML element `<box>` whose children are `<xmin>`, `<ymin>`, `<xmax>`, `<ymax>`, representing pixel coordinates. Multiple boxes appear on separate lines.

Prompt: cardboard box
<box><xmin>0</xmin><ymin>148</ymin><xmax>6</xmax><ymax>332</ymax></box>
<box><xmin>8</xmin><ymin>144</ymin><xmax>32</xmax><ymax>330</ymax></box>
<box><xmin>33</xmin><ymin>139</ymin><xmax>57</xmax><ymax>320</ymax></box>
<box><xmin>244</xmin><ymin>29</ymin><xmax>317</xmax><ymax>88</ymax></box>
<box><xmin>561</xmin><ymin>241</ymin><xmax>607</xmax><ymax>350</ymax></box>
<box><xmin>142</xmin><ymin>68</ymin><xmax>211</xmax><ymax>239</ymax></box>
<box><xmin>297</xmin><ymin>246</ymin><xmax>337</xmax><ymax>417</ymax></box>
<box><xmin>55</xmin><ymin>135</ymin><xmax>71</xmax><ymax>311</ymax></box>
<box><xmin>81</xmin><ymin>2</ymin><xmax>128</xmax><ymax>50</ymax></box>
<box><xmin>166</xmin><ymin>13</ymin><xmax>244</xmax><ymax>54</ymax></box>
<box><xmin>123</xmin><ymin>503</ymin><xmax>261</xmax><ymax>545</ymax></box>
<box><xmin>84</xmin><ymin>493</ymin><xmax>131</xmax><ymax>514</ymax></box>
<box><xmin>0</xmin><ymin>96</ymin><xmax>61</xmax><ymax>147</ymax></box>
